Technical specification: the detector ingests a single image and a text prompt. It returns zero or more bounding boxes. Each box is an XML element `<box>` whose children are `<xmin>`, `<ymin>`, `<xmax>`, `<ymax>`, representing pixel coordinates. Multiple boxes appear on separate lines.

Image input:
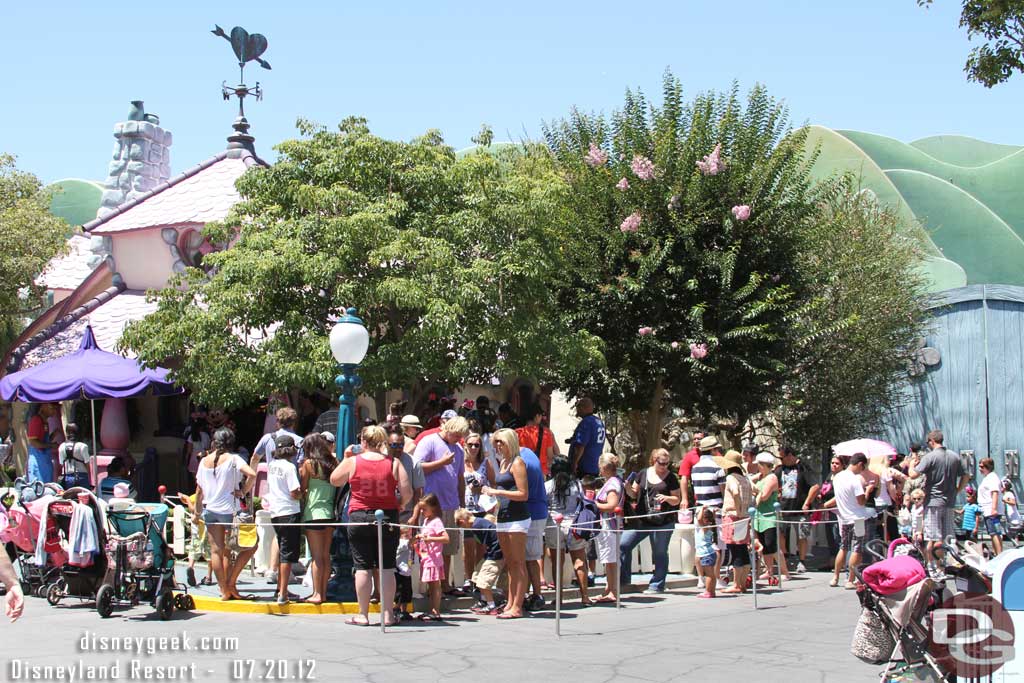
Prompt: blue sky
<box><xmin>2</xmin><ymin>1</ymin><xmax>1022</xmax><ymax>183</ymax></box>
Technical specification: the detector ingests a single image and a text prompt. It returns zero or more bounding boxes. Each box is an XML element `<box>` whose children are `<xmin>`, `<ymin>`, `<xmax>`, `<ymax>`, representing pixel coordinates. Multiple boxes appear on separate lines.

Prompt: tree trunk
<box><xmin>374</xmin><ymin>390</ymin><xmax>388</xmax><ymax>424</ymax></box>
<box><xmin>643</xmin><ymin>378</ymin><xmax>665</xmax><ymax>455</ymax></box>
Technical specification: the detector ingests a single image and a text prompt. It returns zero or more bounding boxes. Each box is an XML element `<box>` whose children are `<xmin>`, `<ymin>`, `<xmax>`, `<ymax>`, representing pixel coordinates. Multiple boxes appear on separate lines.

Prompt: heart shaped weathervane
<box><xmin>213</xmin><ymin>24</ymin><xmax>271</xmax><ymax>119</ymax></box>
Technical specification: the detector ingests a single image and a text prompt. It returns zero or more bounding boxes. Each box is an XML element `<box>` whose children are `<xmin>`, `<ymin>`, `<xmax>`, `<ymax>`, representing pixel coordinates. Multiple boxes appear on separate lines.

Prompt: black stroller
<box><xmin>42</xmin><ymin>487</ymin><xmax>108</xmax><ymax>607</ymax></box>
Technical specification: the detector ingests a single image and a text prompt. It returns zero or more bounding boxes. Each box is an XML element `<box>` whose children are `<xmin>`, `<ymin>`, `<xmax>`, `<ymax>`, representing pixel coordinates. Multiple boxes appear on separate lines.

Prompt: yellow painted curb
<box><xmin>185</xmin><ymin>593</ymin><xmax>409</xmax><ymax>615</ymax></box>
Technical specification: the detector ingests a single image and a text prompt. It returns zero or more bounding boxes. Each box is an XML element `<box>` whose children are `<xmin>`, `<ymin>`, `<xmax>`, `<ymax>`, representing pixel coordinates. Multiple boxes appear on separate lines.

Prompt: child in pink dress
<box><xmin>416</xmin><ymin>493</ymin><xmax>449</xmax><ymax>621</ymax></box>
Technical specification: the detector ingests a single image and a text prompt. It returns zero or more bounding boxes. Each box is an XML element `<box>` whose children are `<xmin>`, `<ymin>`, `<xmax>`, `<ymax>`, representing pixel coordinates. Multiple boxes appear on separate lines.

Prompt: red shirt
<box><xmin>348</xmin><ymin>455</ymin><xmax>399</xmax><ymax>511</ymax></box>
<box><xmin>517</xmin><ymin>425</ymin><xmax>554</xmax><ymax>475</ymax></box>
<box><xmin>678</xmin><ymin>448</ymin><xmax>700</xmax><ymax>478</ymax></box>
<box><xmin>414</xmin><ymin>426</ymin><xmax>441</xmax><ymax>446</ymax></box>
<box><xmin>27</xmin><ymin>415</ymin><xmax>46</xmax><ymax>443</ymax></box>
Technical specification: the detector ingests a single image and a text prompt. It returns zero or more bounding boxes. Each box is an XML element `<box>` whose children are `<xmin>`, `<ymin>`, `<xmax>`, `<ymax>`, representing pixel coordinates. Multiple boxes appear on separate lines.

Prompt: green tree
<box><xmin>121</xmin><ymin>118</ymin><xmax>597</xmax><ymax>411</ymax></box>
<box><xmin>766</xmin><ymin>177</ymin><xmax>930</xmax><ymax>455</ymax></box>
<box><xmin>919</xmin><ymin>0</ymin><xmax>1024</xmax><ymax>87</ymax></box>
<box><xmin>0</xmin><ymin>154</ymin><xmax>67</xmax><ymax>354</ymax></box>
<box><xmin>545</xmin><ymin>74</ymin><xmax>927</xmax><ymax>456</ymax></box>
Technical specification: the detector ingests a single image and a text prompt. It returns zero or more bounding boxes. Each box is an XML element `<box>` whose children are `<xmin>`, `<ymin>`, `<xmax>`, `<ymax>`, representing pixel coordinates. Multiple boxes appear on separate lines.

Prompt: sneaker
<box><xmin>643</xmin><ymin>587</ymin><xmax>664</xmax><ymax>595</ymax></box>
<box><xmin>266</xmin><ymin>571</ymin><xmax>278</xmax><ymax>584</ymax></box>
<box><xmin>796</xmin><ymin>562</ymin><xmax>807</xmax><ymax>574</ymax></box>
<box><xmin>524</xmin><ymin>594</ymin><xmax>545</xmax><ymax>611</ymax></box>
<box><xmin>587</xmin><ymin>574</ymin><xmax>596</xmax><ymax>587</ymax></box>
<box><xmin>186</xmin><ymin>567</ymin><xmax>197</xmax><ymax>587</ymax></box>
<box><xmin>276</xmin><ymin>594</ymin><xmax>289</xmax><ymax>605</ymax></box>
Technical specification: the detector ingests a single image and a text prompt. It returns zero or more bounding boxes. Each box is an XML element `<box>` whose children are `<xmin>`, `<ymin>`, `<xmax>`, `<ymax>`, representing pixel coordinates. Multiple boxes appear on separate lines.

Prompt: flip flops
<box><xmin>417</xmin><ymin>612</ymin><xmax>443</xmax><ymax>622</ymax></box>
<box><xmin>345</xmin><ymin>617</ymin><xmax>369</xmax><ymax>627</ymax></box>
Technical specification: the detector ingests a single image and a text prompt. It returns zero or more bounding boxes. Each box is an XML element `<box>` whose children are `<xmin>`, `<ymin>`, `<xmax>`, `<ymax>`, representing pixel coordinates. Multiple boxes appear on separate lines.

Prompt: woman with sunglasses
<box><xmin>460</xmin><ymin>432</ymin><xmax>491</xmax><ymax>595</ymax></box>
<box><xmin>481</xmin><ymin>429</ymin><xmax>530</xmax><ymax>619</ymax></box>
<box><xmin>619</xmin><ymin>448</ymin><xmax>682</xmax><ymax>593</ymax></box>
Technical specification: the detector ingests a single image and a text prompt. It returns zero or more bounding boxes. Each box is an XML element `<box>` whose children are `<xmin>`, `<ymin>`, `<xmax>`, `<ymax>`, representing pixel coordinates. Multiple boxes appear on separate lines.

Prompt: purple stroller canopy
<box><xmin>0</xmin><ymin>326</ymin><xmax>180</xmax><ymax>402</ymax></box>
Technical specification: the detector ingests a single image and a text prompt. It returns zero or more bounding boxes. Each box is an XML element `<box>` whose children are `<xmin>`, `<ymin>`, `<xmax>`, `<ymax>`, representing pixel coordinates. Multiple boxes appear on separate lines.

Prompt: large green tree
<box><xmin>545</xmin><ymin>75</ymin><xmax>926</xmax><ymax>455</ymax></box>
<box><xmin>121</xmin><ymin>118</ymin><xmax>597</xmax><ymax>411</ymax></box>
<box><xmin>919</xmin><ymin>0</ymin><xmax>1024</xmax><ymax>87</ymax></box>
<box><xmin>0</xmin><ymin>154</ymin><xmax>68</xmax><ymax>354</ymax></box>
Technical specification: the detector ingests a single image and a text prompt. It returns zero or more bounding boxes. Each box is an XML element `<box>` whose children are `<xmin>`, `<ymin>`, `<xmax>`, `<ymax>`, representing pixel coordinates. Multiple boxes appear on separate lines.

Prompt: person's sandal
<box><xmin>828</xmin><ymin>577</ymin><xmax>839</xmax><ymax>587</ymax></box>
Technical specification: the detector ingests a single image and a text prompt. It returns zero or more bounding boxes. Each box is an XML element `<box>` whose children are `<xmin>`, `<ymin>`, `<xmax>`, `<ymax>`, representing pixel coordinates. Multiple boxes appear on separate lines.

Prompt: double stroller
<box><xmin>102</xmin><ymin>501</ymin><xmax>191</xmax><ymax>619</ymax></box>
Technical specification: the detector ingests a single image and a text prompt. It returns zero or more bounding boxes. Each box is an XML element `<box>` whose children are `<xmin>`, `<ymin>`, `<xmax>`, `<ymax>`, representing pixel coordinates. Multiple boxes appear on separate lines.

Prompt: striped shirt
<box><xmin>691</xmin><ymin>455</ymin><xmax>726</xmax><ymax>508</ymax></box>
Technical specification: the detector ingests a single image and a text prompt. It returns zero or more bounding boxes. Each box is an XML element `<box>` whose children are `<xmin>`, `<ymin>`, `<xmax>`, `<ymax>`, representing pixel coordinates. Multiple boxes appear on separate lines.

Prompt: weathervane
<box><xmin>212</xmin><ymin>25</ymin><xmax>271</xmax><ymax>119</ymax></box>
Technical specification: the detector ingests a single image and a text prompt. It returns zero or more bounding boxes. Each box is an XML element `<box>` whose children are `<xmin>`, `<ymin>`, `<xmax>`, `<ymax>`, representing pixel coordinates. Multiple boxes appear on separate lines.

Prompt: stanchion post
<box><xmin>375</xmin><ymin>509</ymin><xmax>386</xmax><ymax>634</ymax></box>
<box><xmin>555</xmin><ymin>516</ymin><xmax>562</xmax><ymax>638</ymax></box>
<box><xmin>773</xmin><ymin>502</ymin><xmax>782</xmax><ymax>589</ymax></box>
<box><xmin>614</xmin><ymin>507</ymin><xmax>622</xmax><ymax>611</ymax></box>
<box><xmin>748</xmin><ymin>506</ymin><xmax>758</xmax><ymax>610</ymax></box>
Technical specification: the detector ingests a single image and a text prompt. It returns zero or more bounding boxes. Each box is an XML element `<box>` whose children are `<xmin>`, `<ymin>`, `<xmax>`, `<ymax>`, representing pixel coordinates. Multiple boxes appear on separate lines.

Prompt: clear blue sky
<box><xmin>2</xmin><ymin>1</ymin><xmax>1022</xmax><ymax>183</ymax></box>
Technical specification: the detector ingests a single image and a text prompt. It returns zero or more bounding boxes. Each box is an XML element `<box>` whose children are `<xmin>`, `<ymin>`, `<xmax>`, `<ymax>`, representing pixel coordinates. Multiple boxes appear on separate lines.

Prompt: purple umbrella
<box><xmin>0</xmin><ymin>325</ymin><xmax>180</xmax><ymax>402</ymax></box>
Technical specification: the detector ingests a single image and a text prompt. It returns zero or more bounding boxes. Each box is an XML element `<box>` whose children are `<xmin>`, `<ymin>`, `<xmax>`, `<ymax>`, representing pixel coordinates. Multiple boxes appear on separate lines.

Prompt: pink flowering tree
<box><xmin>543</xmin><ymin>74</ymin><xmax>827</xmax><ymax>452</ymax></box>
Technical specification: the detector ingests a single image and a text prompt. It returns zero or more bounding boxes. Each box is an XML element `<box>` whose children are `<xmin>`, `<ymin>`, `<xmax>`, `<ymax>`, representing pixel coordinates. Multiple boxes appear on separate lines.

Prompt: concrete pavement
<box><xmin>1</xmin><ymin>573</ymin><xmax>879</xmax><ymax>682</ymax></box>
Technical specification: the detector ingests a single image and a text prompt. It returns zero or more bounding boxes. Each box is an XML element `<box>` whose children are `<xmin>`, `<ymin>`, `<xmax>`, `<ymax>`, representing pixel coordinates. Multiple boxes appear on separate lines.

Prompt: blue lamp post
<box><xmin>329</xmin><ymin>308</ymin><xmax>370</xmax><ymax>458</ymax></box>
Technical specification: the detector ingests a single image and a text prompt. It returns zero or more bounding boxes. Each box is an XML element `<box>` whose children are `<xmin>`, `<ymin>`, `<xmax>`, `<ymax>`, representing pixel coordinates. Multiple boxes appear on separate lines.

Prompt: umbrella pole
<box><xmin>91</xmin><ymin>399</ymin><xmax>98</xmax><ymax>494</ymax></box>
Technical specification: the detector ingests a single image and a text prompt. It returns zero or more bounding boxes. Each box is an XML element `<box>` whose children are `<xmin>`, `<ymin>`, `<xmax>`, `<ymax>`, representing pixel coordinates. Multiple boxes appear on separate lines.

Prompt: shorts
<box><xmin>303</xmin><ymin>519</ymin><xmax>335</xmax><ymax>530</ymax></box>
<box><xmin>596</xmin><ymin>529</ymin><xmax>618</xmax><ymax>564</ymax></box>
<box><xmin>272</xmin><ymin>513</ymin><xmax>302</xmax><ymax>563</ymax></box>
<box><xmin>781</xmin><ymin>504</ymin><xmax>812</xmax><ymax>540</ymax></box>
<box><xmin>201</xmin><ymin>510</ymin><xmax>234</xmax><ymax>526</ymax></box>
<box><xmin>473</xmin><ymin>558</ymin><xmax>503</xmax><ymax>591</ymax></box>
<box><xmin>757</xmin><ymin>527</ymin><xmax>778</xmax><ymax>556</ymax></box>
<box><xmin>924</xmin><ymin>507</ymin><xmax>955</xmax><ymax>542</ymax></box>
<box><xmin>497</xmin><ymin>517</ymin><xmax>530</xmax><ymax>534</ymax></box>
<box><xmin>727</xmin><ymin>543</ymin><xmax>750</xmax><ymax>568</ymax></box>
<box><xmin>840</xmin><ymin>522</ymin><xmax>866</xmax><ymax>554</ymax></box>
<box><xmin>544</xmin><ymin>518</ymin><xmax>587</xmax><ymax>552</ymax></box>
<box><xmin>442</xmin><ymin>510</ymin><xmax>462</xmax><ymax>556</ymax></box>
<box><xmin>526</xmin><ymin>518</ymin><xmax>546</xmax><ymax>561</ymax></box>
<box><xmin>698</xmin><ymin>552</ymin><xmax>717</xmax><ymax>567</ymax></box>
<box><xmin>62</xmin><ymin>472</ymin><xmax>91</xmax><ymax>489</ymax></box>
<box><xmin>985</xmin><ymin>515</ymin><xmax>1004</xmax><ymax>537</ymax></box>
<box><xmin>347</xmin><ymin>508</ymin><xmax>399</xmax><ymax>571</ymax></box>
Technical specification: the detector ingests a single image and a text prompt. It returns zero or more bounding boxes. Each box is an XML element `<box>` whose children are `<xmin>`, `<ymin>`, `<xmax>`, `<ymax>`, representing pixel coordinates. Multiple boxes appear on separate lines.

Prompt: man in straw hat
<box><xmin>399</xmin><ymin>414</ymin><xmax>423</xmax><ymax>453</ymax></box>
<box><xmin>715</xmin><ymin>450</ymin><xmax>754</xmax><ymax>593</ymax></box>
<box><xmin>691</xmin><ymin>435</ymin><xmax>727</xmax><ymax>584</ymax></box>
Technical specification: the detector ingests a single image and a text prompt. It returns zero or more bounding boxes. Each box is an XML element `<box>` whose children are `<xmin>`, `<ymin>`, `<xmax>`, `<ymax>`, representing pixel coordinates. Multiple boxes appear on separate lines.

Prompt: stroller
<box><xmin>852</xmin><ymin>541</ymin><xmax>950</xmax><ymax>681</ymax></box>
<box><xmin>1</xmin><ymin>484</ymin><xmax>66</xmax><ymax>597</ymax></box>
<box><xmin>41</xmin><ymin>488</ymin><xmax>108</xmax><ymax>607</ymax></box>
<box><xmin>102</xmin><ymin>503</ymin><xmax>190</xmax><ymax>619</ymax></box>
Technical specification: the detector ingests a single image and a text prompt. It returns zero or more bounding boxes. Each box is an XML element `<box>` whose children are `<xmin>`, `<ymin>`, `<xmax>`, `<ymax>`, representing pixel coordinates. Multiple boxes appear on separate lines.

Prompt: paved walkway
<box><xmin>3</xmin><ymin>573</ymin><xmax>878</xmax><ymax>682</ymax></box>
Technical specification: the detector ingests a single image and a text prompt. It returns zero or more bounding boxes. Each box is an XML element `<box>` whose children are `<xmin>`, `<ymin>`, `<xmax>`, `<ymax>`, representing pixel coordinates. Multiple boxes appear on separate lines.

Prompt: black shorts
<box><xmin>272</xmin><ymin>513</ymin><xmax>303</xmax><ymax>564</ymax></box>
<box><xmin>758</xmin><ymin>527</ymin><xmax>778</xmax><ymax>556</ymax></box>
<box><xmin>727</xmin><ymin>543</ymin><xmax>750</xmax><ymax>568</ymax></box>
<box><xmin>347</xmin><ymin>509</ymin><xmax>399</xmax><ymax>571</ymax></box>
<box><xmin>303</xmin><ymin>519</ymin><xmax>336</xmax><ymax>530</ymax></box>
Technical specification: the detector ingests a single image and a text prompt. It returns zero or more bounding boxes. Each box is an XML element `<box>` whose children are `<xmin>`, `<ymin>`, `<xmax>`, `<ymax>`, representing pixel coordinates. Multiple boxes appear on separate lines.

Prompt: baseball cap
<box><xmin>441</xmin><ymin>409</ymin><xmax>458</xmax><ymax>420</ymax></box>
<box><xmin>275</xmin><ymin>434</ymin><xmax>296</xmax><ymax>449</ymax></box>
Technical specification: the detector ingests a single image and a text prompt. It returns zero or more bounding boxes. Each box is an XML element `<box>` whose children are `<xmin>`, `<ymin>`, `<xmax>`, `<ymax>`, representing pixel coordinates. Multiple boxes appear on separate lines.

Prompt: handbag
<box><xmin>106</xmin><ymin>532</ymin><xmax>154</xmax><ymax>570</ymax></box>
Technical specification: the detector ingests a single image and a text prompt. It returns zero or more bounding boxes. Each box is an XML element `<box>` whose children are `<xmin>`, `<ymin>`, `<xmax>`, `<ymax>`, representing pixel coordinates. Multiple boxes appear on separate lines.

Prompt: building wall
<box><xmin>111</xmin><ymin>230</ymin><xmax>176</xmax><ymax>291</ymax></box>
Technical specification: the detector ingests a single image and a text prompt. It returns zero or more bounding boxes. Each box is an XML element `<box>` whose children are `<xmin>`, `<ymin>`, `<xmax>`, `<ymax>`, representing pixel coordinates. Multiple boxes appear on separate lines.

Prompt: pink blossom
<box><xmin>638</xmin><ymin>326</ymin><xmax>654</xmax><ymax>336</ymax></box>
<box><xmin>631</xmin><ymin>155</ymin><xmax>656</xmax><ymax>180</ymax></box>
<box><xmin>731</xmin><ymin>204</ymin><xmax>751</xmax><ymax>221</ymax></box>
<box><xmin>689</xmin><ymin>342</ymin><xmax>709</xmax><ymax>360</ymax></box>
<box><xmin>616</xmin><ymin>177</ymin><xmax>630</xmax><ymax>191</ymax></box>
<box><xmin>671</xmin><ymin>341</ymin><xmax>680</xmax><ymax>349</ymax></box>
<box><xmin>696</xmin><ymin>143</ymin><xmax>725</xmax><ymax>176</ymax></box>
<box><xmin>584</xmin><ymin>143</ymin><xmax>608</xmax><ymax>167</ymax></box>
<box><xmin>619</xmin><ymin>212</ymin><xmax>642</xmax><ymax>232</ymax></box>
<box><xmin>668</xmin><ymin>195</ymin><xmax>680</xmax><ymax>211</ymax></box>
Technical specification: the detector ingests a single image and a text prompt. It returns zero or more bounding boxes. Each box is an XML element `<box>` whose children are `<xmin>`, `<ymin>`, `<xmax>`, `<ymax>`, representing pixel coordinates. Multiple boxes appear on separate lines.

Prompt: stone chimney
<box><xmin>97</xmin><ymin>101</ymin><xmax>172</xmax><ymax>218</ymax></box>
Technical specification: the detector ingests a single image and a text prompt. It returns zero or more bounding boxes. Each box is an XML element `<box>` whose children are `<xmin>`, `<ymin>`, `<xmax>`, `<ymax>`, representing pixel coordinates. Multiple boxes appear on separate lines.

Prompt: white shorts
<box><xmin>526</xmin><ymin>518</ymin><xmax>546</xmax><ymax>561</ymax></box>
<box><xmin>497</xmin><ymin>518</ymin><xmax>530</xmax><ymax>534</ymax></box>
<box><xmin>545</xmin><ymin>518</ymin><xmax>588</xmax><ymax>552</ymax></box>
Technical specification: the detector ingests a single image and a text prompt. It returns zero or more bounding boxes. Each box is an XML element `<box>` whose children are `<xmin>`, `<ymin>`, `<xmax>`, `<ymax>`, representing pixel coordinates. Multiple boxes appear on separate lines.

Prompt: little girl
<box><xmin>897</xmin><ymin>495</ymin><xmax>913</xmax><ymax>539</ymax></box>
<box><xmin>910</xmin><ymin>489</ymin><xmax>926</xmax><ymax>544</ymax></box>
<box><xmin>695</xmin><ymin>507</ymin><xmax>718</xmax><ymax>599</ymax></box>
<box><xmin>958</xmin><ymin>486</ymin><xmax>981</xmax><ymax>542</ymax></box>
<box><xmin>416</xmin><ymin>493</ymin><xmax>449</xmax><ymax>621</ymax></box>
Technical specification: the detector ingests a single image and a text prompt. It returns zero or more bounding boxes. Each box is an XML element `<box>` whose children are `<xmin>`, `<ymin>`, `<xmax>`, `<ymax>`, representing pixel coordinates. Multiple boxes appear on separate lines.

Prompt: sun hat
<box><xmin>441</xmin><ymin>409</ymin><xmax>458</xmax><ymax>420</ymax></box>
<box><xmin>714</xmin><ymin>450</ymin><xmax>744</xmax><ymax>473</ymax></box>
<box><xmin>698</xmin><ymin>435</ymin><xmax>721</xmax><ymax>453</ymax></box>
<box><xmin>755</xmin><ymin>452</ymin><xmax>776</xmax><ymax>466</ymax></box>
<box><xmin>399</xmin><ymin>415</ymin><xmax>423</xmax><ymax>430</ymax></box>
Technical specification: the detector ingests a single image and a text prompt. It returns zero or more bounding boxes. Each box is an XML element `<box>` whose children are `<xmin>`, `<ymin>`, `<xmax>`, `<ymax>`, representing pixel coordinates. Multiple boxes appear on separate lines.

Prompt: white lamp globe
<box><xmin>329</xmin><ymin>308</ymin><xmax>369</xmax><ymax>365</ymax></box>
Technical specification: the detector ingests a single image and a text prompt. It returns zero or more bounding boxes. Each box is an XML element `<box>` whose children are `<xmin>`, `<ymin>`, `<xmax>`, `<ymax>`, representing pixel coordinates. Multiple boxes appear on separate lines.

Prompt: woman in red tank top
<box><xmin>331</xmin><ymin>425</ymin><xmax>413</xmax><ymax>626</ymax></box>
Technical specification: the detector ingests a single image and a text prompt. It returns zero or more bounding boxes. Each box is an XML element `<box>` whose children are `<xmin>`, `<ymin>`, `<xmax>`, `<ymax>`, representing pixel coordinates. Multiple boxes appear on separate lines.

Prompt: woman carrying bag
<box><xmin>619</xmin><ymin>448</ymin><xmax>681</xmax><ymax>594</ymax></box>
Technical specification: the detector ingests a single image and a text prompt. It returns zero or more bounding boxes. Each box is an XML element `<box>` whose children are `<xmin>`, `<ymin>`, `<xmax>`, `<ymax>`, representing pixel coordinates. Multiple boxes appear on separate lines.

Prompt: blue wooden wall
<box><xmin>881</xmin><ymin>285</ymin><xmax>1024</xmax><ymax>485</ymax></box>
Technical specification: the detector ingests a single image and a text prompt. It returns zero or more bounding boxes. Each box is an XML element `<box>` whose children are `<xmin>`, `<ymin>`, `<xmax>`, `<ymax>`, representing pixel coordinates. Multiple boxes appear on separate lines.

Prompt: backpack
<box><xmin>569</xmin><ymin>496</ymin><xmax>600</xmax><ymax>542</ymax></box>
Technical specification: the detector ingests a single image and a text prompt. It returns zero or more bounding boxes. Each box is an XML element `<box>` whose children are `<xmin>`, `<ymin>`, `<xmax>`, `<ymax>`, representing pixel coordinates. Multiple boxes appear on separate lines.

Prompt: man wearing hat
<box><xmin>691</xmin><ymin>435</ymin><xmax>727</xmax><ymax>581</ymax></box>
<box><xmin>716</xmin><ymin>450</ymin><xmax>754</xmax><ymax>593</ymax></box>
<box><xmin>399</xmin><ymin>414</ymin><xmax>423</xmax><ymax>453</ymax></box>
<box><xmin>411</xmin><ymin>409</ymin><xmax>457</xmax><ymax>453</ymax></box>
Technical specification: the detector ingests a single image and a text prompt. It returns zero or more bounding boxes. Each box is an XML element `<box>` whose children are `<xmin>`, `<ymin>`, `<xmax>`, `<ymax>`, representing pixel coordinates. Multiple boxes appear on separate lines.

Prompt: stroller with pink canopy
<box><xmin>0</xmin><ymin>484</ymin><xmax>67</xmax><ymax>596</ymax></box>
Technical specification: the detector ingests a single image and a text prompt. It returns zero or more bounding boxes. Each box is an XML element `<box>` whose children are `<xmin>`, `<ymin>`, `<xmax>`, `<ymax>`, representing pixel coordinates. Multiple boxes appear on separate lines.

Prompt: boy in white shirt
<box><xmin>977</xmin><ymin>457</ymin><xmax>1005</xmax><ymax>555</ymax></box>
<box><xmin>266</xmin><ymin>435</ymin><xmax>302</xmax><ymax>604</ymax></box>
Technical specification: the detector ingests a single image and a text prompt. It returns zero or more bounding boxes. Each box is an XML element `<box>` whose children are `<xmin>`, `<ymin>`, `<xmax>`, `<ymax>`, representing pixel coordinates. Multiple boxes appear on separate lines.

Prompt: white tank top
<box><xmin>196</xmin><ymin>453</ymin><xmax>244</xmax><ymax>514</ymax></box>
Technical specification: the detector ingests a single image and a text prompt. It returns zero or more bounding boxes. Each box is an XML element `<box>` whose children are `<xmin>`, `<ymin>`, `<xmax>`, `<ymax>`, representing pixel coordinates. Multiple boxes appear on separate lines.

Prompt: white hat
<box><xmin>441</xmin><ymin>409</ymin><xmax>458</xmax><ymax>420</ymax></box>
<box><xmin>755</xmin><ymin>452</ymin><xmax>777</xmax><ymax>466</ymax></box>
<box><xmin>399</xmin><ymin>415</ymin><xmax>423</xmax><ymax>430</ymax></box>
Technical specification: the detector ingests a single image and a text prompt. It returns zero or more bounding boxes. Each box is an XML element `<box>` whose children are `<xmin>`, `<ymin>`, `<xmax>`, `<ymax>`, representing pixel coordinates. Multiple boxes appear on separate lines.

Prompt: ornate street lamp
<box><xmin>329</xmin><ymin>308</ymin><xmax>369</xmax><ymax>459</ymax></box>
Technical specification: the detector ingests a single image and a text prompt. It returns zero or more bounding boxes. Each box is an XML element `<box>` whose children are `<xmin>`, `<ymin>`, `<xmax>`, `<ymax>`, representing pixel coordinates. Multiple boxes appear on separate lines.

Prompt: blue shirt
<box><xmin>572</xmin><ymin>414</ymin><xmax>606</xmax><ymax>476</ymax></box>
<box><xmin>471</xmin><ymin>517</ymin><xmax>503</xmax><ymax>561</ymax></box>
<box><xmin>696</xmin><ymin>529</ymin><xmax>717</xmax><ymax>558</ymax></box>
<box><xmin>961</xmin><ymin>503</ymin><xmax>981</xmax><ymax>532</ymax></box>
<box><xmin>519</xmin><ymin>447</ymin><xmax>549</xmax><ymax>520</ymax></box>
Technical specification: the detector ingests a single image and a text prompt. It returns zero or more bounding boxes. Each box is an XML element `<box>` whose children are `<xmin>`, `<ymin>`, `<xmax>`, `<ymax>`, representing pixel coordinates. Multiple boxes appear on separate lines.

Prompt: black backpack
<box><xmin>570</xmin><ymin>496</ymin><xmax>601</xmax><ymax>542</ymax></box>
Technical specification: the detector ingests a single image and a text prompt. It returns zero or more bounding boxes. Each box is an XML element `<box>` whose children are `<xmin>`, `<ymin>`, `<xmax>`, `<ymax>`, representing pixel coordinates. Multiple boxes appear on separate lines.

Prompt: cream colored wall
<box><xmin>111</xmin><ymin>230</ymin><xmax>176</xmax><ymax>291</ymax></box>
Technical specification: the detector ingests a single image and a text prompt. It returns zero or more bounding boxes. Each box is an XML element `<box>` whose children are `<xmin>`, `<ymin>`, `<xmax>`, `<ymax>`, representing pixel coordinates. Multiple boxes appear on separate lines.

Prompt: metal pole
<box><xmin>90</xmin><ymin>400</ymin><xmax>98</xmax><ymax>495</ymax></box>
<box><xmin>375</xmin><ymin>509</ymin><xmax>386</xmax><ymax>634</ymax></box>
<box><xmin>555</xmin><ymin>517</ymin><xmax>562</xmax><ymax>638</ymax></box>
<box><xmin>774</xmin><ymin>502</ymin><xmax>783</xmax><ymax>589</ymax></box>
<box><xmin>335</xmin><ymin>363</ymin><xmax>362</xmax><ymax>457</ymax></box>
<box><xmin>748</xmin><ymin>506</ymin><xmax>758</xmax><ymax>610</ymax></box>
<box><xmin>615</xmin><ymin>508</ymin><xmax>622</xmax><ymax>611</ymax></box>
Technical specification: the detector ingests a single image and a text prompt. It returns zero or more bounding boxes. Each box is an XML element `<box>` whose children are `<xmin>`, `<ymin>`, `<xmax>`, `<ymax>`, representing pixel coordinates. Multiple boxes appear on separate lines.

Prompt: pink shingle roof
<box><xmin>87</xmin><ymin>153</ymin><xmax>256</xmax><ymax>235</ymax></box>
<box><xmin>21</xmin><ymin>291</ymin><xmax>158</xmax><ymax>368</ymax></box>
<box><xmin>36</xmin><ymin>235</ymin><xmax>96</xmax><ymax>291</ymax></box>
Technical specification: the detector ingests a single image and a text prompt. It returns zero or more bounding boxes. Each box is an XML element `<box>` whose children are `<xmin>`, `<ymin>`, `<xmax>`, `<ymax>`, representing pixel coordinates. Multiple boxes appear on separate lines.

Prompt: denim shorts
<box><xmin>699</xmin><ymin>551</ymin><xmax>717</xmax><ymax>567</ymax></box>
<box><xmin>202</xmin><ymin>510</ymin><xmax>234</xmax><ymax>526</ymax></box>
<box><xmin>985</xmin><ymin>515</ymin><xmax>1004</xmax><ymax>536</ymax></box>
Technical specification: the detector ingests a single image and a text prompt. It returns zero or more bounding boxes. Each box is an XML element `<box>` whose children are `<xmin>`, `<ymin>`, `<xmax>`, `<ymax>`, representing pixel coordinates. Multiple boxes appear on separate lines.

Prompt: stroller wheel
<box><xmin>158</xmin><ymin>592</ymin><xmax>174</xmax><ymax>621</ymax></box>
<box><xmin>34</xmin><ymin>584</ymin><xmax>46</xmax><ymax>598</ymax></box>
<box><xmin>96</xmin><ymin>585</ymin><xmax>115</xmax><ymax>618</ymax></box>
<box><xmin>46</xmin><ymin>583</ymin><xmax>62</xmax><ymax>606</ymax></box>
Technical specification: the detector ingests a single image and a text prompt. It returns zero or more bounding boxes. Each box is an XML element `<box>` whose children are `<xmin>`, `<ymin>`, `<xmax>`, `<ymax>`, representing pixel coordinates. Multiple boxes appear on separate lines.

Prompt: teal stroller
<box><xmin>100</xmin><ymin>503</ymin><xmax>190</xmax><ymax>619</ymax></box>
